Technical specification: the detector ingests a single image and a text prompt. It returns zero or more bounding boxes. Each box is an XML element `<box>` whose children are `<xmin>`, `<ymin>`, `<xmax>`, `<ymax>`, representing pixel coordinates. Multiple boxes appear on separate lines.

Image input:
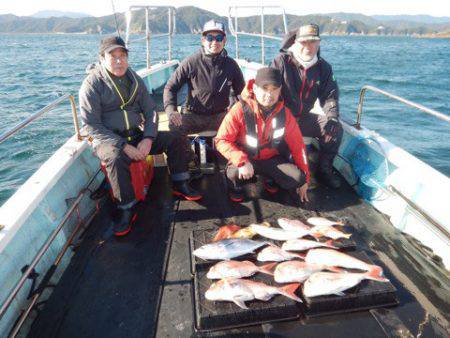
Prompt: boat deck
<box><xmin>27</xmin><ymin>164</ymin><xmax>450</xmax><ymax>337</ymax></box>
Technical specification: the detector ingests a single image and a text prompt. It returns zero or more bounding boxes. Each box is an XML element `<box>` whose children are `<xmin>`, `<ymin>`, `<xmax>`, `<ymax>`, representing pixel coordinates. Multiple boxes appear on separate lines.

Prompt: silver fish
<box><xmin>206</xmin><ymin>260</ymin><xmax>276</xmax><ymax>279</ymax></box>
<box><xmin>250</xmin><ymin>223</ymin><xmax>309</xmax><ymax>241</ymax></box>
<box><xmin>257</xmin><ymin>245</ymin><xmax>304</xmax><ymax>262</ymax></box>
<box><xmin>205</xmin><ymin>278</ymin><xmax>302</xmax><ymax>309</ymax></box>
<box><xmin>304</xmin><ymin>271</ymin><xmax>389</xmax><ymax>298</ymax></box>
<box><xmin>282</xmin><ymin>238</ymin><xmax>337</xmax><ymax>251</ymax></box>
<box><xmin>193</xmin><ymin>239</ymin><xmax>268</xmax><ymax>260</ymax></box>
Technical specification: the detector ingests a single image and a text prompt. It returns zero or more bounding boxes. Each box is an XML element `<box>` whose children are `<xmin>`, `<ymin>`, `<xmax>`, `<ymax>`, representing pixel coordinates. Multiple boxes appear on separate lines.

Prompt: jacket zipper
<box><xmin>298</xmin><ymin>68</ymin><xmax>308</xmax><ymax>116</ymax></box>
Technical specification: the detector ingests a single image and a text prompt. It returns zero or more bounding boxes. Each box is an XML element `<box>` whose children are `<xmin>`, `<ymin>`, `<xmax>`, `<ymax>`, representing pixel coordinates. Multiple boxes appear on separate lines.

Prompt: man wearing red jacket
<box><xmin>215</xmin><ymin>67</ymin><xmax>310</xmax><ymax>203</ymax></box>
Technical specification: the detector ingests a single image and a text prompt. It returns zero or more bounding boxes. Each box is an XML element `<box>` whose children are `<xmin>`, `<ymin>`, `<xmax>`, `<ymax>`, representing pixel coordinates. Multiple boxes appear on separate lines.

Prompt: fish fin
<box><xmin>325</xmin><ymin>239</ymin><xmax>337</xmax><ymax>248</ymax></box>
<box><xmin>326</xmin><ymin>266</ymin><xmax>345</xmax><ymax>273</ymax></box>
<box><xmin>310</xmin><ymin>233</ymin><xmax>322</xmax><ymax>241</ymax></box>
<box><xmin>278</xmin><ymin>283</ymin><xmax>303</xmax><ymax>303</ymax></box>
<box><xmin>294</xmin><ymin>253</ymin><xmax>306</xmax><ymax>260</ymax></box>
<box><xmin>259</xmin><ymin>262</ymin><xmax>277</xmax><ymax>276</ymax></box>
<box><xmin>334</xmin><ymin>291</ymin><xmax>346</xmax><ymax>296</ymax></box>
<box><xmin>213</xmin><ymin>225</ymin><xmax>241</xmax><ymax>242</ymax></box>
<box><xmin>232</xmin><ymin>297</ymin><xmax>248</xmax><ymax>309</ymax></box>
<box><xmin>342</xmin><ymin>233</ymin><xmax>352</xmax><ymax>239</ymax></box>
<box><xmin>365</xmin><ymin>267</ymin><xmax>389</xmax><ymax>282</ymax></box>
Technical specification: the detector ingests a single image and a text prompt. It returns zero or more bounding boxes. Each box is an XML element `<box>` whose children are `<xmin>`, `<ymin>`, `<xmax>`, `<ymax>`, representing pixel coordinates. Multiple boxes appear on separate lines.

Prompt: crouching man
<box><xmin>215</xmin><ymin>67</ymin><xmax>310</xmax><ymax>203</ymax></box>
<box><xmin>80</xmin><ymin>36</ymin><xmax>201</xmax><ymax>237</ymax></box>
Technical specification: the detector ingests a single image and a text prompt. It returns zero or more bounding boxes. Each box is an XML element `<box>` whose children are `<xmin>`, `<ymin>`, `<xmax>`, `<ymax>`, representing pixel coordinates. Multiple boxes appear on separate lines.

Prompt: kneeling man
<box><xmin>215</xmin><ymin>67</ymin><xmax>310</xmax><ymax>203</ymax></box>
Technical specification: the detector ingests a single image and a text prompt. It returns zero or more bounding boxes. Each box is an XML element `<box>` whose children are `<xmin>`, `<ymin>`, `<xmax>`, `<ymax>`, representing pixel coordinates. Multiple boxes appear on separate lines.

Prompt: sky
<box><xmin>1</xmin><ymin>0</ymin><xmax>450</xmax><ymax>17</ymax></box>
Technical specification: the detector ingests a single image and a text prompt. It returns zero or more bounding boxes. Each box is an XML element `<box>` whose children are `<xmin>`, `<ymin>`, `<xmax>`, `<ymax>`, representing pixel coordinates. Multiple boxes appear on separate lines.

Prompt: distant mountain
<box><xmin>372</xmin><ymin>15</ymin><xmax>450</xmax><ymax>24</ymax></box>
<box><xmin>0</xmin><ymin>7</ymin><xmax>449</xmax><ymax>37</ymax></box>
<box><xmin>31</xmin><ymin>10</ymin><xmax>91</xmax><ymax>19</ymax></box>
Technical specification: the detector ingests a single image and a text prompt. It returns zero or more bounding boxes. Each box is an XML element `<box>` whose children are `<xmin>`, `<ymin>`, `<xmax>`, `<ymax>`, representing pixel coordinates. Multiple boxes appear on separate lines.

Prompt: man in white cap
<box><xmin>271</xmin><ymin>24</ymin><xmax>343</xmax><ymax>189</ymax></box>
<box><xmin>163</xmin><ymin>20</ymin><xmax>245</xmax><ymax>172</ymax></box>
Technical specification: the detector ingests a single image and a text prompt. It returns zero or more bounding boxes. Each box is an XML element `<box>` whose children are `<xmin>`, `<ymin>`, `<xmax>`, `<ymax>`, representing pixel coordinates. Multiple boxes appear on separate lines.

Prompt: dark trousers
<box><xmin>226</xmin><ymin>156</ymin><xmax>306</xmax><ymax>191</ymax></box>
<box><xmin>297</xmin><ymin>113</ymin><xmax>343</xmax><ymax>171</ymax></box>
<box><xmin>169</xmin><ymin>111</ymin><xmax>226</xmax><ymax>135</ymax></box>
<box><xmin>95</xmin><ymin>131</ymin><xmax>189</xmax><ymax>207</ymax></box>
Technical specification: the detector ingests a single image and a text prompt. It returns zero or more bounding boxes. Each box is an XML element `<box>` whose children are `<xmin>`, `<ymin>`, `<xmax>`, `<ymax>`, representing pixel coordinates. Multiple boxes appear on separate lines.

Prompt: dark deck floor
<box><xmin>28</xmin><ymin>167</ymin><xmax>450</xmax><ymax>338</ymax></box>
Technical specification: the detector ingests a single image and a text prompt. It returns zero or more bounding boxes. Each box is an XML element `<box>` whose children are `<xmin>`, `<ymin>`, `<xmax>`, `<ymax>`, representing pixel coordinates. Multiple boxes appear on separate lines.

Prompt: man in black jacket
<box><xmin>163</xmin><ymin>20</ymin><xmax>245</xmax><ymax>146</ymax></box>
<box><xmin>80</xmin><ymin>36</ymin><xmax>201</xmax><ymax>237</ymax></box>
<box><xmin>271</xmin><ymin>24</ymin><xmax>343</xmax><ymax>188</ymax></box>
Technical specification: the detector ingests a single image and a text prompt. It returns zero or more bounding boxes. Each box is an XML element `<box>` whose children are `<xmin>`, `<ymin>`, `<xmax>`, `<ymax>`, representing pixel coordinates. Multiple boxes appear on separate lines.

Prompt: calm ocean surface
<box><xmin>0</xmin><ymin>34</ymin><xmax>449</xmax><ymax>206</ymax></box>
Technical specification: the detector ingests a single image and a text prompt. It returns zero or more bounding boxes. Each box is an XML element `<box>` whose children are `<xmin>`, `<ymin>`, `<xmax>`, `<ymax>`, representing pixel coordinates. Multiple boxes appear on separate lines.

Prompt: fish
<box><xmin>282</xmin><ymin>239</ymin><xmax>337</xmax><ymax>251</ymax></box>
<box><xmin>303</xmin><ymin>271</ymin><xmax>389</xmax><ymax>298</ymax></box>
<box><xmin>193</xmin><ymin>239</ymin><xmax>268</xmax><ymax>260</ymax></box>
<box><xmin>274</xmin><ymin>261</ymin><xmax>341</xmax><ymax>283</ymax></box>
<box><xmin>249</xmin><ymin>223</ymin><xmax>310</xmax><ymax>241</ymax></box>
<box><xmin>307</xmin><ymin>217</ymin><xmax>344</xmax><ymax>227</ymax></box>
<box><xmin>206</xmin><ymin>260</ymin><xmax>277</xmax><ymax>279</ymax></box>
<box><xmin>205</xmin><ymin>278</ymin><xmax>302</xmax><ymax>309</ymax></box>
<box><xmin>305</xmin><ymin>249</ymin><xmax>385</xmax><ymax>276</ymax></box>
<box><xmin>212</xmin><ymin>224</ymin><xmax>242</xmax><ymax>242</ymax></box>
<box><xmin>310</xmin><ymin>225</ymin><xmax>351</xmax><ymax>240</ymax></box>
<box><xmin>277</xmin><ymin>218</ymin><xmax>311</xmax><ymax>232</ymax></box>
<box><xmin>231</xmin><ymin>222</ymin><xmax>271</xmax><ymax>239</ymax></box>
<box><xmin>257</xmin><ymin>245</ymin><xmax>304</xmax><ymax>262</ymax></box>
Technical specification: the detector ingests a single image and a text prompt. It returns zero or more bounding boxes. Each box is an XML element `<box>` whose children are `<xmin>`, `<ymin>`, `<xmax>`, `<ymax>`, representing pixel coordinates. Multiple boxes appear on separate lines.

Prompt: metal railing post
<box><xmin>356</xmin><ymin>85</ymin><xmax>450</xmax><ymax>129</ymax></box>
<box><xmin>235</xmin><ymin>6</ymin><xmax>239</xmax><ymax>59</ymax></box>
<box><xmin>145</xmin><ymin>8</ymin><xmax>151</xmax><ymax>68</ymax></box>
<box><xmin>261</xmin><ymin>7</ymin><xmax>265</xmax><ymax>65</ymax></box>
<box><xmin>168</xmin><ymin>8</ymin><xmax>172</xmax><ymax>61</ymax></box>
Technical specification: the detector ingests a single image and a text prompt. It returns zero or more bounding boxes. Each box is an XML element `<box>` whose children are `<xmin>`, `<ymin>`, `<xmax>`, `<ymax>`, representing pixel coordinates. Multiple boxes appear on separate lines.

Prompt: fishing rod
<box><xmin>110</xmin><ymin>0</ymin><xmax>121</xmax><ymax>37</ymax></box>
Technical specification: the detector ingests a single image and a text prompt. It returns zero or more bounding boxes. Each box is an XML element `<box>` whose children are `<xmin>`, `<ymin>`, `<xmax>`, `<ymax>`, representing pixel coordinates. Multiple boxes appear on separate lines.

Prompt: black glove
<box><xmin>324</xmin><ymin>117</ymin><xmax>340</xmax><ymax>139</ymax></box>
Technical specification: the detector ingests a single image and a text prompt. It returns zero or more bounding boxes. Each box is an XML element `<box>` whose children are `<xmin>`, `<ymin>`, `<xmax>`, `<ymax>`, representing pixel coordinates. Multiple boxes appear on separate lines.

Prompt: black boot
<box><xmin>263</xmin><ymin>177</ymin><xmax>279</xmax><ymax>194</ymax></box>
<box><xmin>173</xmin><ymin>180</ymin><xmax>202</xmax><ymax>201</ymax></box>
<box><xmin>113</xmin><ymin>206</ymin><xmax>137</xmax><ymax>237</ymax></box>
<box><xmin>318</xmin><ymin>153</ymin><xmax>341</xmax><ymax>189</ymax></box>
<box><xmin>229</xmin><ymin>184</ymin><xmax>244</xmax><ymax>202</ymax></box>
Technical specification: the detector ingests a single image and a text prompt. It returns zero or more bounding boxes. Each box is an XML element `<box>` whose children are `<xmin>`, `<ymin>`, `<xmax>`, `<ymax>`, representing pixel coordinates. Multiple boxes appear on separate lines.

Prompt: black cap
<box><xmin>99</xmin><ymin>36</ymin><xmax>129</xmax><ymax>55</ymax></box>
<box><xmin>255</xmin><ymin>67</ymin><xmax>282</xmax><ymax>88</ymax></box>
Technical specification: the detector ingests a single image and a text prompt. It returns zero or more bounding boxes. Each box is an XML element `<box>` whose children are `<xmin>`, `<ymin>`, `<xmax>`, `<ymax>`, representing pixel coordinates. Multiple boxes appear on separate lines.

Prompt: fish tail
<box><xmin>258</xmin><ymin>262</ymin><xmax>277</xmax><ymax>276</ymax></box>
<box><xmin>366</xmin><ymin>266</ymin><xmax>388</xmax><ymax>282</ymax></box>
<box><xmin>278</xmin><ymin>283</ymin><xmax>303</xmax><ymax>302</ymax></box>
<box><xmin>325</xmin><ymin>239</ymin><xmax>337</xmax><ymax>248</ymax></box>
<box><xmin>295</xmin><ymin>253</ymin><xmax>306</xmax><ymax>260</ymax></box>
<box><xmin>342</xmin><ymin>233</ymin><xmax>352</xmax><ymax>239</ymax></box>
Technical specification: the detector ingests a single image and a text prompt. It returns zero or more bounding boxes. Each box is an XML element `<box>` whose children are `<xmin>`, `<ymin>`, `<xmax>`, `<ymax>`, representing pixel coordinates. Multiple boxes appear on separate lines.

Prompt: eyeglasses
<box><xmin>204</xmin><ymin>34</ymin><xmax>225</xmax><ymax>43</ymax></box>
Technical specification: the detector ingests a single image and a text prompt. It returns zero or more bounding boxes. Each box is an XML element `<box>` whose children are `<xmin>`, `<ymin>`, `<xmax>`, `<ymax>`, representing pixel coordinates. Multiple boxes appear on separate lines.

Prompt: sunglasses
<box><xmin>204</xmin><ymin>34</ymin><xmax>225</xmax><ymax>43</ymax></box>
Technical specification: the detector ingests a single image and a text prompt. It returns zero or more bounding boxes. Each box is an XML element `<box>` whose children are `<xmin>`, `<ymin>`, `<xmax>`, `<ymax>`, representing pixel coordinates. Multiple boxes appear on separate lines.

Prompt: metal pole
<box><xmin>125</xmin><ymin>10</ymin><xmax>132</xmax><ymax>46</ymax></box>
<box><xmin>261</xmin><ymin>7</ymin><xmax>265</xmax><ymax>65</ymax></box>
<box><xmin>168</xmin><ymin>8</ymin><xmax>172</xmax><ymax>61</ymax></box>
<box><xmin>145</xmin><ymin>8</ymin><xmax>150</xmax><ymax>69</ymax></box>
<box><xmin>356</xmin><ymin>85</ymin><xmax>450</xmax><ymax>129</ymax></box>
<box><xmin>235</xmin><ymin>6</ymin><xmax>239</xmax><ymax>59</ymax></box>
<box><xmin>0</xmin><ymin>94</ymin><xmax>70</xmax><ymax>145</ymax></box>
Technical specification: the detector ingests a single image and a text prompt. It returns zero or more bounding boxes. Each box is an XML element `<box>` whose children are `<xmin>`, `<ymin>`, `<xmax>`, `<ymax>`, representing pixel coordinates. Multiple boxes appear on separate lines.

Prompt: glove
<box><xmin>324</xmin><ymin>117</ymin><xmax>340</xmax><ymax>139</ymax></box>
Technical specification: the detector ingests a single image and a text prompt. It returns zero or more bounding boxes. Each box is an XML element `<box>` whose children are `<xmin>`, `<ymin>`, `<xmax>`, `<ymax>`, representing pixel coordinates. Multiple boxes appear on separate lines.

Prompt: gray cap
<box><xmin>296</xmin><ymin>24</ymin><xmax>320</xmax><ymax>42</ymax></box>
<box><xmin>202</xmin><ymin>20</ymin><xmax>226</xmax><ymax>35</ymax></box>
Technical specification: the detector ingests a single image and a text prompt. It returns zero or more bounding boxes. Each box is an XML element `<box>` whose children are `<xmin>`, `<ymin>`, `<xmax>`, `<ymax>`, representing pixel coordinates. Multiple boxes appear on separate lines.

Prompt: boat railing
<box><xmin>356</xmin><ymin>85</ymin><xmax>450</xmax><ymax>129</ymax></box>
<box><xmin>0</xmin><ymin>93</ymin><xmax>84</xmax><ymax>145</ymax></box>
<box><xmin>124</xmin><ymin>6</ymin><xmax>176</xmax><ymax>69</ymax></box>
<box><xmin>228</xmin><ymin>5</ymin><xmax>288</xmax><ymax>65</ymax></box>
<box><xmin>0</xmin><ymin>94</ymin><xmax>95</xmax><ymax>336</ymax></box>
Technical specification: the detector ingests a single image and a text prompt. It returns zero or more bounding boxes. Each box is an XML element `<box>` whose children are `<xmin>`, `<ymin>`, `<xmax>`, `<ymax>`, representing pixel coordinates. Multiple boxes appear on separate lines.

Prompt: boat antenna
<box><xmin>110</xmin><ymin>0</ymin><xmax>121</xmax><ymax>37</ymax></box>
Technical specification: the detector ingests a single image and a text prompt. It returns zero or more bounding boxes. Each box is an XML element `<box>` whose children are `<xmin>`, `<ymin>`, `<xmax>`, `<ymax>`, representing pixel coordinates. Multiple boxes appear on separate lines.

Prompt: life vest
<box><xmin>241</xmin><ymin>100</ymin><xmax>286</xmax><ymax>157</ymax></box>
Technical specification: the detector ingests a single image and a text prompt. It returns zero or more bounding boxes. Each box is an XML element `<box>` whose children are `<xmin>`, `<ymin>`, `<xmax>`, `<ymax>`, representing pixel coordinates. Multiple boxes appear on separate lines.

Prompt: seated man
<box><xmin>215</xmin><ymin>67</ymin><xmax>310</xmax><ymax>203</ymax></box>
<box><xmin>79</xmin><ymin>36</ymin><xmax>201</xmax><ymax>237</ymax></box>
<box><xmin>163</xmin><ymin>20</ymin><xmax>245</xmax><ymax>169</ymax></box>
<box><xmin>271</xmin><ymin>24</ymin><xmax>343</xmax><ymax>188</ymax></box>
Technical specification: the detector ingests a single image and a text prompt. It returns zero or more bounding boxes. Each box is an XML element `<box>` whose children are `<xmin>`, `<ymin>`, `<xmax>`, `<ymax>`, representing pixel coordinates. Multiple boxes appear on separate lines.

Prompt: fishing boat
<box><xmin>0</xmin><ymin>5</ymin><xmax>448</xmax><ymax>337</ymax></box>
